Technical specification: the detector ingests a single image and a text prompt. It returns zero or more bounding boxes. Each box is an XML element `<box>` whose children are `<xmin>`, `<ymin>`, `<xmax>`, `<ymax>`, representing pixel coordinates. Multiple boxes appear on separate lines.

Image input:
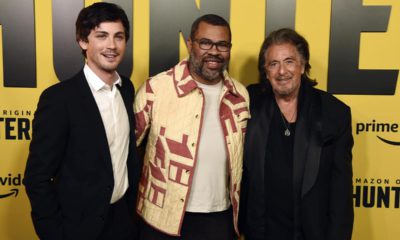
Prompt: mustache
<box><xmin>102</xmin><ymin>50</ymin><xmax>119</xmax><ymax>55</ymax></box>
<box><xmin>203</xmin><ymin>55</ymin><xmax>224</xmax><ymax>63</ymax></box>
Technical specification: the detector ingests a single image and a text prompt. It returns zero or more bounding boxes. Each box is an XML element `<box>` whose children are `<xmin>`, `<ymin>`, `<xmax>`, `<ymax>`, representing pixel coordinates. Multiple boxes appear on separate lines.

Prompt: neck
<box><xmin>275</xmin><ymin>95</ymin><xmax>298</xmax><ymax>123</ymax></box>
<box><xmin>192</xmin><ymin>72</ymin><xmax>222</xmax><ymax>85</ymax></box>
<box><xmin>87</xmin><ymin>63</ymin><xmax>117</xmax><ymax>87</ymax></box>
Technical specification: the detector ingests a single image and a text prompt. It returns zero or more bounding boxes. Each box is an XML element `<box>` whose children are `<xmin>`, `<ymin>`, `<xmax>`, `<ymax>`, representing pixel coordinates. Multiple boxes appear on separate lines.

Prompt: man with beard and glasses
<box><xmin>24</xmin><ymin>3</ymin><xmax>141</xmax><ymax>239</ymax></box>
<box><xmin>134</xmin><ymin>14</ymin><xmax>250</xmax><ymax>240</ymax></box>
<box><xmin>239</xmin><ymin>28</ymin><xmax>353</xmax><ymax>240</ymax></box>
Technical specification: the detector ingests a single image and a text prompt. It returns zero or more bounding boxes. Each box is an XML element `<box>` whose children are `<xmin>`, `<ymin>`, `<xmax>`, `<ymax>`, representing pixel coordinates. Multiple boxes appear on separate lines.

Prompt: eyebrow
<box><xmin>94</xmin><ymin>30</ymin><xmax>109</xmax><ymax>34</ymax></box>
<box><xmin>94</xmin><ymin>30</ymin><xmax>125</xmax><ymax>36</ymax></box>
<box><xmin>268</xmin><ymin>56</ymin><xmax>296</xmax><ymax>62</ymax></box>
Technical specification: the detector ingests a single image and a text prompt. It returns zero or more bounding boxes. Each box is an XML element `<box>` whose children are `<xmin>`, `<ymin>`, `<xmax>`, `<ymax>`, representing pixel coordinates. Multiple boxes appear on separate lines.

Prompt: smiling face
<box><xmin>79</xmin><ymin>21</ymin><xmax>126</xmax><ymax>79</ymax></box>
<box><xmin>264</xmin><ymin>43</ymin><xmax>305</xmax><ymax>99</ymax></box>
<box><xmin>187</xmin><ymin>22</ymin><xmax>231</xmax><ymax>85</ymax></box>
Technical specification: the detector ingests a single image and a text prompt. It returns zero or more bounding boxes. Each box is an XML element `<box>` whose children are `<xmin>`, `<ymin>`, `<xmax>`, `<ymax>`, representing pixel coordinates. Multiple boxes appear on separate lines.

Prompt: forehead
<box><xmin>265</xmin><ymin>43</ymin><xmax>302</xmax><ymax>61</ymax></box>
<box><xmin>194</xmin><ymin>22</ymin><xmax>230</xmax><ymax>41</ymax></box>
<box><xmin>92</xmin><ymin>21</ymin><xmax>125</xmax><ymax>33</ymax></box>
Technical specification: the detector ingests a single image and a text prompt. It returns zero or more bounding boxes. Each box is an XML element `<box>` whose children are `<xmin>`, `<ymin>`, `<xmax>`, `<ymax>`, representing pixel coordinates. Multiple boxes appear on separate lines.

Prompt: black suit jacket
<box><xmin>24</xmin><ymin>71</ymin><xmax>141</xmax><ymax>239</ymax></box>
<box><xmin>240</xmin><ymin>81</ymin><xmax>354</xmax><ymax>240</ymax></box>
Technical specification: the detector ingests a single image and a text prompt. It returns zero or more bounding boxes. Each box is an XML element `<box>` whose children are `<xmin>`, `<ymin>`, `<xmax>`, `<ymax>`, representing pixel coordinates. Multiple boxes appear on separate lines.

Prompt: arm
<box><xmin>239</xmin><ymin>86</ymin><xmax>267</xmax><ymax>240</ymax></box>
<box><xmin>134</xmin><ymin>80</ymin><xmax>153</xmax><ymax>146</ymax></box>
<box><xmin>23</xmin><ymin>87</ymin><xmax>68</xmax><ymax>239</ymax></box>
<box><xmin>327</xmin><ymin>106</ymin><xmax>354</xmax><ymax>240</ymax></box>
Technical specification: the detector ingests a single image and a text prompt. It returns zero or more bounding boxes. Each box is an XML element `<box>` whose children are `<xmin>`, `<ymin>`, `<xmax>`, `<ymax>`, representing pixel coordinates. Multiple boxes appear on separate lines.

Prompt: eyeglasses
<box><xmin>192</xmin><ymin>38</ymin><xmax>232</xmax><ymax>52</ymax></box>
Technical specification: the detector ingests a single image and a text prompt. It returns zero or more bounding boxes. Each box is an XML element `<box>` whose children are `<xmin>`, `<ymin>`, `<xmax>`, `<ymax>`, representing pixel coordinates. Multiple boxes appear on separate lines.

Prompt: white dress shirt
<box><xmin>83</xmin><ymin>64</ymin><xmax>130</xmax><ymax>204</ymax></box>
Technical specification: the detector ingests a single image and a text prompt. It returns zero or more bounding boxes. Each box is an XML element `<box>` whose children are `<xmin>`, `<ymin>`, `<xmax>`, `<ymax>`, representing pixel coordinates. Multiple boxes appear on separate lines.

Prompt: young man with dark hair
<box><xmin>135</xmin><ymin>14</ymin><xmax>249</xmax><ymax>240</ymax></box>
<box><xmin>24</xmin><ymin>2</ymin><xmax>140</xmax><ymax>239</ymax></box>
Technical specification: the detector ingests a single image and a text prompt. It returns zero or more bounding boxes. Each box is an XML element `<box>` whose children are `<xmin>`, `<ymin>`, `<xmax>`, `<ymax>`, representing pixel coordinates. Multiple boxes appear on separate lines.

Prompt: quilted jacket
<box><xmin>134</xmin><ymin>59</ymin><xmax>250</xmax><ymax>236</ymax></box>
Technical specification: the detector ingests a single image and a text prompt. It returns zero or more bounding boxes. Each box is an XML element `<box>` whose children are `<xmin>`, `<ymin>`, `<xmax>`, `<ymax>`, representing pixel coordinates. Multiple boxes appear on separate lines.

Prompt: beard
<box><xmin>189</xmin><ymin>52</ymin><xmax>228</xmax><ymax>82</ymax></box>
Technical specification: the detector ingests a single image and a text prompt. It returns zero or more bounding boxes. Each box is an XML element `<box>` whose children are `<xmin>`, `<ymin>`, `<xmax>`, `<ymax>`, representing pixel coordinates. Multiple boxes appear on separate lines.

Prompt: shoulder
<box><xmin>314</xmin><ymin>88</ymin><xmax>351</xmax><ymax>115</ymax></box>
<box><xmin>147</xmin><ymin>69</ymin><xmax>174</xmax><ymax>89</ymax></box>
<box><xmin>246</xmin><ymin>83</ymin><xmax>273</xmax><ymax>110</ymax></box>
<box><xmin>247</xmin><ymin>83</ymin><xmax>269</xmax><ymax>98</ymax></box>
<box><xmin>120</xmin><ymin>74</ymin><xmax>135</xmax><ymax>91</ymax></box>
<box><xmin>38</xmin><ymin>71</ymin><xmax>86</xmax><ymax>104</ymax></box>
<box><xmin>120</xmin><ymin>74</ymin><xmax>133</xmax><ymax>85</ymax></box>
<box><xmin>230</xmin><ymin>77</ymin><xmax>250</xmax><ymax>102</ymax></box>
<box><xmin>311</xmin><ymin>88</ymin><xmax>351</xmax><ymax>133</ymax></box>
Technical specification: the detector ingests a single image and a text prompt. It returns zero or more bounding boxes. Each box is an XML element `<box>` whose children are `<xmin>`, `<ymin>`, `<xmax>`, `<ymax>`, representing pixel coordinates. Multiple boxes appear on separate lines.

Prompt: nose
<box><xmin>278</xmin><ymin>62</ymin><xmax>287</xmax><ymax>75</ymax></box>
<box><xmin>107</xmin><ymin>37</ymin><xmax>116</xmax><ymax>49</ymax></box>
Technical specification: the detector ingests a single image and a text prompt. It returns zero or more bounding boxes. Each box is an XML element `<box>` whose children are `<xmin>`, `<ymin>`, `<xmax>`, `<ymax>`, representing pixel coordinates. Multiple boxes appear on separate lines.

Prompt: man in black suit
<box><xmin>240</xmin><ymin>28</ymin><xmax>354</xmax><ymax>240</ymax></box>
<box><xmin>24</xmin><ymin>2</ymin><xmax>140</xmax><ymax>239</ymax></box>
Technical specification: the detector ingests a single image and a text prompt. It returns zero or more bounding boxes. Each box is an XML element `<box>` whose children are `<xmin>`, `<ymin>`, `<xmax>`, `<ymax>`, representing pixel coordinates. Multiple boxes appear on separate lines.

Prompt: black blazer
<box><xmin>24</xmin><ymin>71</ymin><xmax>141</xmax><ymax>239</ymax></box>
<box><xmin>240</xmin><ymin>82</ymin><xmax>354</xmax><ymax>240</ymax></box>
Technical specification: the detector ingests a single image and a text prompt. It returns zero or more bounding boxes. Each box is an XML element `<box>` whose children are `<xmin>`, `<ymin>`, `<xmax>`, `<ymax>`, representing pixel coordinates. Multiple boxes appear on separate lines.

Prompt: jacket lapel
<box><xmin>301</xmin><ymin>87</ymin><xmax>323</xmax><ymax>198</ymax></box>
<box><xmin>258</xmin><ymin>99</ymin><xmax>273</xmax><ymax>174</ymax></box>
<box><xmin>293</xmin><ymin>103</ymin><xmax>309</xmax><ymax>199</ymax></box>
<box><xmin>116</xmin><ymin>79</ymin><xmax>134</xmax><ymax>135</ymax></box>
<box><xmin>74</xmin><ymin>71</ymin><xmax>113</xmax><ymax>170</ymax></box>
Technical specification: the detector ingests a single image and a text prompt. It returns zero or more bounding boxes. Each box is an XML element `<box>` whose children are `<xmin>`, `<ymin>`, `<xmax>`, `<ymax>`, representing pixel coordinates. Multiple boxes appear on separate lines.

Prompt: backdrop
<box><xmin>0</xmin><ymin>0</ymin><xmax>399</xmax><ymax>239</ymax></box>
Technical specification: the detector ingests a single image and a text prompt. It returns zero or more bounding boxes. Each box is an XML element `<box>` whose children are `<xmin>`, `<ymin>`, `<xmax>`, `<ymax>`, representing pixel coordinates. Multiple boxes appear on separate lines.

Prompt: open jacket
<box><xmin>24</xmin><ymin>71</ymin><xmax>141</xmax><ymax>239</ymax></box>
<box><xmin>240</xmin><ymin>81</ymin><xmax>354</xmax><ymax>240</ymax></box>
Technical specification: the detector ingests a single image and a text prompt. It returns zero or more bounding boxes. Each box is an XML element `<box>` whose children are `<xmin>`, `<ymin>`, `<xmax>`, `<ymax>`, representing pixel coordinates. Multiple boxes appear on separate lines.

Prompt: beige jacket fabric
<box><xmin>134</xmin><ymin>59</ymin><xmax>250</xmax><ymax>236</ymax></box>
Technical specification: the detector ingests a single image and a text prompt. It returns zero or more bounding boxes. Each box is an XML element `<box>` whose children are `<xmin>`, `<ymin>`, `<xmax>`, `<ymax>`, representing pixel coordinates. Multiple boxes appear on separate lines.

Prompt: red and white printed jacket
<box><xmin>134</xmin><ymin>59</ymin><xmax>250</xmax><ymax>236</ymax></box>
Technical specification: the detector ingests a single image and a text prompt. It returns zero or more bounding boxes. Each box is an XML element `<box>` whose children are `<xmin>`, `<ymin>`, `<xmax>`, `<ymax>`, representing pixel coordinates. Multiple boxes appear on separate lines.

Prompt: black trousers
<box><xmin>97</xmin><ymin>194</ymin><xmax>138</xmax><ymax>240</ymax></box>
<box><xmin>139</xmin><ymin>208</ymin><xmax>236</xmax><ymax>240</ymax></box>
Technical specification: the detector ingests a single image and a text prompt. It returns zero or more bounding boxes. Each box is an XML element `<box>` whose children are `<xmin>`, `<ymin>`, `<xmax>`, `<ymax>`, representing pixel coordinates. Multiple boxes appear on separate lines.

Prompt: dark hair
<box><xmin>190</xmin><ymin>14</ymin><xmax>231</xmax><ymax>41</ymax></box>
<box><xmin>258</xmin><ymin>28</ymin><xmax>317</xmax><ymax>86</ymax></box>
<box><xmin>76</xmin><ymin>2</ymin><xmax>130</xmax><ymax>55</ymax></box>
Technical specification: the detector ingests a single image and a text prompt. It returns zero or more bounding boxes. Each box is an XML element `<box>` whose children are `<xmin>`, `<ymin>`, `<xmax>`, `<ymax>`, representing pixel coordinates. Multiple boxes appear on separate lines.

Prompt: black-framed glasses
<box><xmin>193</xmin><ymin>38</ymin><xmax>232</xmax><ymax>52</ymax></box>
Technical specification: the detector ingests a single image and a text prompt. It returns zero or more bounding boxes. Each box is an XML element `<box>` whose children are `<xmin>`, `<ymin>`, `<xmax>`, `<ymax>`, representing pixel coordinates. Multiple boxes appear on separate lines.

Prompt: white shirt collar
<box><xmin>83</xmin><ymin>64</ymin><xmax>122</xmax><ymax>91</ymax></box>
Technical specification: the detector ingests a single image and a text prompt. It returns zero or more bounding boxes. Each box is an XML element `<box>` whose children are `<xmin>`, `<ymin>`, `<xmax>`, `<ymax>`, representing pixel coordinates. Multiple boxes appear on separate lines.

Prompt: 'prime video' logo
<box><xmin>0</xmin><ymin>173</ymin><xmax>21</xmax><ymax>199</ymax></box>
<box><xmin>356</xmin><ymin>120</ymin><xmax>400</xmax><ymax>146</ymax></box>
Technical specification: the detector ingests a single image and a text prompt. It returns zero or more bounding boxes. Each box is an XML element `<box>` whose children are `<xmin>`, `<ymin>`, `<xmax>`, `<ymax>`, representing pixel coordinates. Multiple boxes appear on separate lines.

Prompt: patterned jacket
<box><xmin>134</xmin><ymin>59</ymin><xmax>250</xmax><ymax>236</ymax></box>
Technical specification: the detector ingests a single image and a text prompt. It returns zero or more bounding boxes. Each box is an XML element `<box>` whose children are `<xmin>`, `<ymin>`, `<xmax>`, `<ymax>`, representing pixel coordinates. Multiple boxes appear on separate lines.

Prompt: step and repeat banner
<box><xmin>0</xmin><ymin>0</ymin><xmax>399</xmax><ymax>239</ymax></box>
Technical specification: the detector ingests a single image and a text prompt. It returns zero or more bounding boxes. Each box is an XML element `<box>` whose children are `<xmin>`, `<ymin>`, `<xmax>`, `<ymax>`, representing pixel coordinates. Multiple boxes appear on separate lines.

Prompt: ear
<box><xmin>187</xmin><ymin>38</ymin><xmax>193</xmax><ymax>53</ymax></box>
<box><xmin>78</xmin><ymin>39</ymin><xmax>88</xmax><ymax>50</ymax></box>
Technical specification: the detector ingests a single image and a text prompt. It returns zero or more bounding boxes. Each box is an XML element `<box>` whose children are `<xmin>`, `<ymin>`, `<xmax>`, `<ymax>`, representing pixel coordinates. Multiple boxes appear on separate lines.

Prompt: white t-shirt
<box><xmin>186</xmin><ymin>80</ymin><xmax>230</xmax><ymax>212</ymax></box>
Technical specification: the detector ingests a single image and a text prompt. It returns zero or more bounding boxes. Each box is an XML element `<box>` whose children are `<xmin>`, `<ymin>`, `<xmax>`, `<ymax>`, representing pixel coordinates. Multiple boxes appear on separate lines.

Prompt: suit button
<box><xmin>100</xmin><ymin>216</ymin><xmax>105</xmax><ymax>221</ymax></box>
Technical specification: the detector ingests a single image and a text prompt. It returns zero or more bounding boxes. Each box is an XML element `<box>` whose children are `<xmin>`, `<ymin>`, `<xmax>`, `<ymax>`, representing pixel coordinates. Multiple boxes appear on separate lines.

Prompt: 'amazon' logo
<box><xmin>0</xmin><ymin>189</ymin><xmax>19</xmax><ymax>199</ymax></box>
<box><xmin>0</xmin><ymin>173</ymin><xmax>22</xmax><ymax>200</ymax></box>
<box><xmin>356</xmin><ymin>120</ymin><xmax>400</xmax><ymax>146</ymax></box>
<box><xmin>376</xmin><ymin>136</ymin><xmax>400</xmax><ymax>146</ymax></box>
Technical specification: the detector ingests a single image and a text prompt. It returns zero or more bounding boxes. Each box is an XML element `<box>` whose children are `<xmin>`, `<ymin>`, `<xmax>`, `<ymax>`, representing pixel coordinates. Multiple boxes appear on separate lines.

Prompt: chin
<box><xmin>202</xmin><ymin>70</ymin><xmax>221</xmax><ymax>81</ymax></box>
<box><xmin>103</xmin><ymin>63</ymin><xmax>119</xmax><ymax>71</ymax></box>
<box><xmin>273</xmin><ymin>88</ymin><xmax>291</xmax><ymax>96</ymax></box>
